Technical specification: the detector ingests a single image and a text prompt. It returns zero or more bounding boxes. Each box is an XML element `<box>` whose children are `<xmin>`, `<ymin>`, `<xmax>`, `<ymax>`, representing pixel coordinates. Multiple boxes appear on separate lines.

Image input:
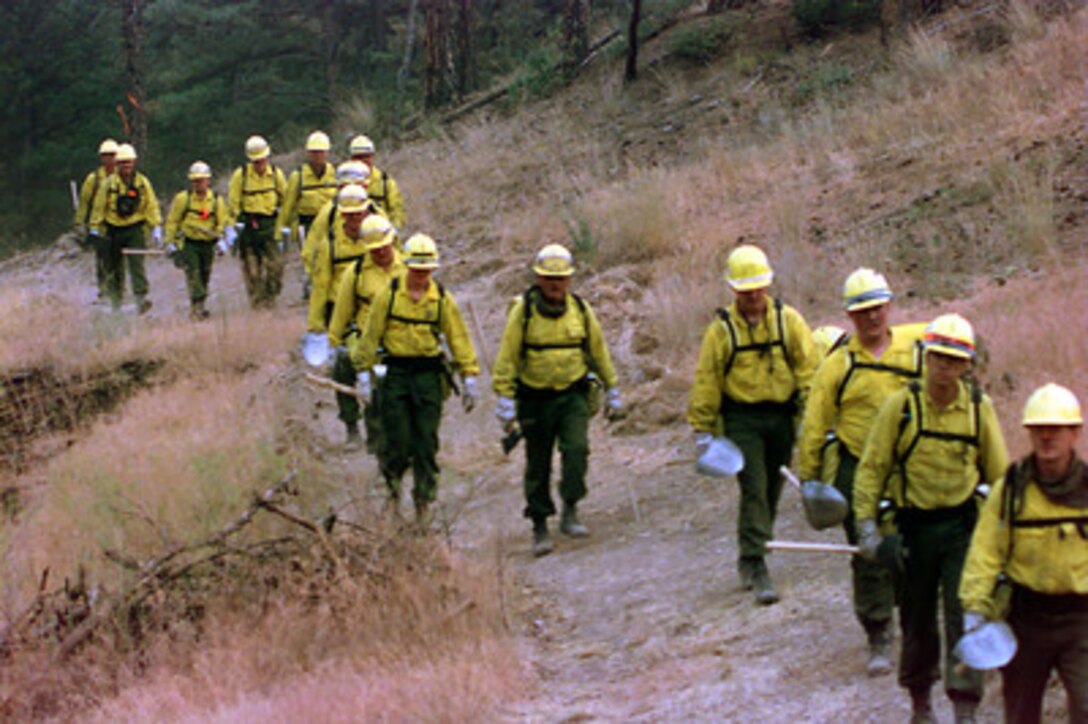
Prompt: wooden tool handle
<box><xmin>122</xmin><ymin>248</ymin><xmax>167</xmax><ymax>256</ymax></box>
<box><xmin>303</xmin><ymin>372</ymin><xmax>366</xmax><ymax>401</ymax></box>
<box><xmin>780</xmin><ymin>465</ymin><xmax>803</xmax><ymax>489</ymax></box>
<box><xmin>767</xmin><ymin>540</ymin><xmax>860</xmax><ymax>554</ymax></box>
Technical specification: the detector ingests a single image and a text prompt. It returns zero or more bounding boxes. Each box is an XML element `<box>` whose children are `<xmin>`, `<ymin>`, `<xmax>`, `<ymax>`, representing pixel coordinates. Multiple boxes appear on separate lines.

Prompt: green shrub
<box><xmin>792</xmin><ymin>0</ymin><xmax>882</xmax><ymax>37</ymax></box>
<box><xmin>668</xmin><ymin>19</ymin><xmax>731</xmax><ymax>64</ymax></box>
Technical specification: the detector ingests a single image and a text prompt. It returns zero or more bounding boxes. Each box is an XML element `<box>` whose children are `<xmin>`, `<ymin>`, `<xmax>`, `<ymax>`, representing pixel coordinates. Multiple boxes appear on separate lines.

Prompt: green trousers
<box><xmin>378</xmin><ymin>363</ymin><xmax>443</xmax><ymax>505</ymax></box>
<box><xmin>237</xmin><ymin>215</ymin><xmax>283</xmax><ymax>308</ymax></box>
<box><xmin>836</xmin><ymin>448</ymin><xmax>895</xmax><ymax>636</ymax></box>
<box><xmin>181</xmin><ymin>238</ymin><xmax>215</xmax><ymax>304</ymax></box>
<box><xmin>516</xmin><ymin>384</ymin><xmax>589</xmax><ymax>522</ymax></box>
<box><xmin>331</xmin><ymin>344</ymin><xmax>366</xmax><ymax>432</ymax></box>
<box><xmin>88</xmin><ymin>232</ymin><xmax>106</xmax><ymax>298</ymax></box>
<box><xmin>102</xmin><ymin>223</ymin><xmax>149</xmax><ymax>305</ymax></box>
<box><xmin>722</xmin><ymin>403</ymin><xmax>794</xmax><ymax>560</ymax></box>
<box><xmin>897</xmin><ymin>509</ymin><xmax>983</xmax><ymax>702</ymax></box>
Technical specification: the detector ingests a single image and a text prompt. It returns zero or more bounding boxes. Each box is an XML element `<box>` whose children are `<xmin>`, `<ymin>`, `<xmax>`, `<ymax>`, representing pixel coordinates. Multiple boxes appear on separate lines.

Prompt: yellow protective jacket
<box><xmin>164</xmin><ymin>189</ymin><xmax>228</xmax><ymax>245</ymax></box>
<box><xmin>853</xmin><ymin>380</ymin><xmax>1008</xmax><ymax>521</ymax></box>
<box><xmin>327</xmin><ymin>251</ymin><xmax>406</xmax><ymax>347</ymax></box>
<box><xmin>354</xmin><ymin>277</ymin><xmax>480</xmax><ymax>376</ymax></box>
<box><xmin>687</xmin><ymin>297</ymin><xmax>818</xmax><ymax>433</ymax></box>
<box><xmin>300</xmin><ymin>200</ymin><xmax>388</xmax><ymax>277</ymax></box>
<box><xmin>227</xmin><ymin>163</ymin><xmax>286</xmax><ymax>223</ymax></box>
<box><xmin>960</xmin><ymin>456</ymin><xmax>1088</xmax><ymax>618</ymax></box>
<box><xmin>75</xmin><ymin>166</ymin><xmax>111</xmax><ymax>227</ymax></box>
<box><xmin>367</xmin><ymin>166</ymin><xmax>404</xmax><ymax>229</ymax></box>
<box><xmin>798</xmin><ymin>323</ymin><xmax>926</xmax><ymax>480</ymax></box>
<box><xmin>281</xmin><ymin>162</ymin><xmax>337</xmax><ymax>229</ymax></box>
<box><xmin>491</xmin><ymin>290</ymin><xmax>618</xmax><ymax>398</ymax></box>
<box><xmin>306</xmin><ymin>218</ymin><xmax>371</xmax><ymax>332</ymax></box>
<box><xmin>89</xmin><ymin>171</ymin><xmax>162</xmax><ymax>231</ymax></box>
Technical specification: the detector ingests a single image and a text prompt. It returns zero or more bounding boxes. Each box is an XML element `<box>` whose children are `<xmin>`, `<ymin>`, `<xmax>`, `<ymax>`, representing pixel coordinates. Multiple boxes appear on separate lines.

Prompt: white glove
<box><xmin>223</xmin><ymin>225</ymin><xmax>238</xmax><ymax>247</ymax></box>
<box><xmin>89</xmin><ymin>228</ymin><xmax>101</xmax><ymax>238</ymax></box>
<box><xmin>605</xmin><ymin>387</ymin><xmax>623</xmax><ymax>421</ymax></box>
<box><xmin>356</xmin><ymin>371</ymin><xmax>372</xmax><ymax>403</ymax></box>
<box><xmin>233</xmin><ymin>221</ymin><xmax>244</xmax><ymax>232</ymax></box>
<box><xmin>280</xmin><ymin>227</ymin><xmax>291</xmax><ymax>252</ymax></box>
<box><xmin>165</xmin><ymin>242</ymin><xmax>179</xmax><ymax>257</ymax></box>
<box><xmin>495</xmin><ymin>396</ymin><xmax>516</xmax><ymax>428</ymax></box>
<box><xmin>151</xmin><ymin>226</ymin><xmax>163</xmax><ymax>247</ymax></box>
<box><xmin>856</xmin><ymin>519</ymin><xmax>882</xmax><ymax>562</ymax></box>
<box><xmin>216</xmin><ymin>238</ymin><xmax>229</xmax><ymax>256</ymax></box>
<box><xmin>693</xmin><ymin>431</ymin><xmax>713</xmax><ymax>456</ymax></box>
<box><xmin>963</xmin><ymin>612</ymin><xmax>986</xmax><ymax>634</ymax></box>
<box><xmin>462</xmin><ymin>376</ymin><xmax>477</xmax><ymax>414</ymax></box>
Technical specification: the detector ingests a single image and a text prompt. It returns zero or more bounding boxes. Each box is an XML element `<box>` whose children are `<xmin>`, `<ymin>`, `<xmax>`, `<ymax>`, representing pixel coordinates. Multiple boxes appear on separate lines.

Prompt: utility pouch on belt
<box><xmin>435</xmin><ymin>332</ymin><xmax>461</xmax><ymax>398</ymax></box>
<box><xmin>116</xmin><ymin>185</ymin><xmax>140</xmax><ymax>218</ymax></box>
<box><xmin>585</xmin><ymin>373</ymin><xmax>603</xmax><ymax>417</ymax></box>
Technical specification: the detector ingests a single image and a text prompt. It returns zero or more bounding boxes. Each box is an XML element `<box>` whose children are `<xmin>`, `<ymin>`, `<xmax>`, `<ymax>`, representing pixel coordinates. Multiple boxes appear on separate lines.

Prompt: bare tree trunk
<box><xmin>625</xmin><ymin>0</ymin><xmax>641</xmax><ymax>82</ymax></box>
<box><xmin>423</xmin><ymin>0</ymin><xmax>453</xmax><ymax>109</ymax></box>
<box><xmin>119</xmin><ymin>0</ymin><xmax>147</xmax><ymax>155</ymax></box>
<box><xmin>321</xmin><ymin>0</ymin><xmax>343</xmax><ymax>115</ymax></box>
<box><xmin>453</xmin><ymin>0</ymin><xmax>475</xmax><ymax>98</ymax></box>
<box><xmin>398</xmin><ymin>0</ymin><xmax>421</xmax><ymax>97</ymax></box>
<box><xmin>563</xmin><ymin>0</ymin><xmax>591</xmax><ymax>68</ymax></box>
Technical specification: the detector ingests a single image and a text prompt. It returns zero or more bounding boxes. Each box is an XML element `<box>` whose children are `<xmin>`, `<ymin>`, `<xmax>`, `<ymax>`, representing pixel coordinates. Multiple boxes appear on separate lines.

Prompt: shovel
<box><xmin>781</xmin><ymin>466</ymin><xmax>849</xmax><ymax>531</ymax></box>
<box><xmin>300</xmin><ymin>332</ymin><xmax>330</xmax><ymax>367</ymax></box>
<box><xmin>954</xmin><ymin>621</ymin><xmax>1018</xmax><ymax>670</ymax></box>
<box><xmin>695</xmin><ymin>436</ymin><xmax>745</xmax><ymax>477</ymax></box>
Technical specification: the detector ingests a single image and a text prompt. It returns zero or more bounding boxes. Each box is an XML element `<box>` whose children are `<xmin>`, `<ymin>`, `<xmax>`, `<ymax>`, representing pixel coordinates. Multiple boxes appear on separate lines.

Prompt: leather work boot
<box><xmin>343</xmin><ymin>423</ymin><xmax>363</xmax><ymax>452</ymax></box>
<box><xmin>750</xmin><ymin>559</ymin><xmax>779</xmax><ymax>606</ymax></box>
<box><xmin>910</xmin><ymin>688</ymin><xmax>935</xmax><ymax>724</ymax></box>
<box><xmin>532</xmin><ymin>519</ymin><xmax>554</xmax><ymax>557</ymax></box>
<box><xmin>866</xmin><ymin>624</ymin><xmax>894</xmax><ymax>677</ymax></box>
<box><xmin>952</xmin><ymin>698</ymin><xmax>978</xmax><ymax>724</ymax></box>
<box><xmin>738</xmin><ymin>556</ymin><xmax>760</xmax><ymax>591</ymax></box>
<box><xmin>415</xmin><ymin>502</ymin><xmax>434</xmax><ymax>532</ymax></box>
<box><xmin>136</xmin><ymin>295</ymin><xmax>152</xmax><ymax>315</ymax></box>
<box><xmin>559</xmin><ymin>503</ymin><xmax>589</xmax><ymax>538</ymax></box>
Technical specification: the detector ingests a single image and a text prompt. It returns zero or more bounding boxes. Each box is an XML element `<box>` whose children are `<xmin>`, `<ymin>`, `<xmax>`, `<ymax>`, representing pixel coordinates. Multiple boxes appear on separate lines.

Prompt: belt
<box><xmin>897</xmin><ymin>499</ymin><xmax>977</xmax><ymax>527</ymax></box>
<box><xmin>1013</xmin><ymin>584</ymin><xmax>1088</xmax><ymax>614</ymax></box>
<box><xmin>383</xmin><ymin>355</ymin><xmax>444</xmax><ymax>372</ymax></box>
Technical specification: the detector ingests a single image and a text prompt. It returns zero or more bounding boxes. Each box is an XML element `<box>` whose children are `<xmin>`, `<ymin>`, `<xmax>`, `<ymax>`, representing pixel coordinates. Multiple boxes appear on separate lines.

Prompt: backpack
<box><xmin>519</xmin><ymin>287</ymin><xmax>590</xmax><ymax>361</ymax></box>
<box><xmin>183</xmin><ymin>189</ymin><xmax>219</xmax><ymax>227</ymax></box>
<box><xmin>833</xmin><ymin>335</ymin><xmax>924</xmax><ymax>407</ymax></box>
<box><xmin>717</xmin><ymin>297</ymin><xmax>791</xmax><ymax>377</ymax></box>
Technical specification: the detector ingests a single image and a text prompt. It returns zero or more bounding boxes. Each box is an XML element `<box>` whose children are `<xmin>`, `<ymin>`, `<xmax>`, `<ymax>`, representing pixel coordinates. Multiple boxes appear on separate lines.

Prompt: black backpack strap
<box><xmin>775</xmin><ymin>297</ymin><xmax>791</xmax><ymax>369</ymax></box>
<box><xmin>718</xmin><ymin>308</ymin><xmax>740</xmax><ymax>377</ymax></box>
<box><xmin>519</xmin><ymin>287</ymin><xmax>590</xmax><ymax>360</ymax></box>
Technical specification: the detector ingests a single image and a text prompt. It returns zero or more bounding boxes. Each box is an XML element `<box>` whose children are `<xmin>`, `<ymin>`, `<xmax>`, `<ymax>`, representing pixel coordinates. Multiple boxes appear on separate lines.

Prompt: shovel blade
<box><xmin>954</xmin><ymin>621</ymin><xmax>1018</xmax><ymax>670</ymax></box>
<box><xmin>696</xmin><ymin>436</ymin><xmax>745</xmax><ymax>477</ymax></box>
<box><xmin>300</xmin><ymin>332</ymin><xmax>330</xmax><ymax>368</ymax></box>
<box><xmin>801</xmin><ymin>481</ymin><xmax>849</xmax><ymax>530</ymax></box>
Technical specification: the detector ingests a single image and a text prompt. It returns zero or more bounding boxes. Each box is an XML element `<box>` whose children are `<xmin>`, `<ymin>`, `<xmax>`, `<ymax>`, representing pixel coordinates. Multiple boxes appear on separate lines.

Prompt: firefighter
<box><xmin>281</xmin><ymin>130</ymin><xmax>337</xmax><ymax>251</ymax></box>
<box><xmin>74</xmin><ymin>138</ymin><xmax>118</xmax><ymax>304</ymax></box>
<box><xmin>492</xmin><ymin>244</ymin><xmax>623</xmax><ymax>557</ymax></box>
<box><xmin>688</xmin><ymin>244</ymin><xmax>819</xmax><ymax>605</ymax></box>
<box><xmin>797</xmin><ymin>269</ymin><xmax>926</xmax><ymax>676</ymax></box>
<box><xmin>300</xmin><ymin>160</ymin><xmax>372</xmax><ymax>298</ymax></box>
<box><xmin>353</xmin><ymin>234</ymin><xmax>479</xmax><ymax>526</ymax></box>
<box><xmin>960</xmin><ymin>383</ymin><xmax>1088</xmax><ymax>724</ymax></box>
<box><xmin>227</xmin><ymin>135</ymin><xmax>287</xmax><ymax>308</ymax></box>
<box><xmin>88</xmin><ymin>143</ymin><xmax>162</xmax><ymax>314</ymax></box>
<box><xmin>163</xmin><ymin>161</ymin><xmax>229</xmax><ymax>320</ymax></box>
<box><xmin>853</xmin><ymin>313</ymin><xmax>1009</xmax><ymax>724</ymax></box>
<box><xmin>349</xmin><ymin>134</ymin><xmax>405</xmax><ymax>230</ymax></box>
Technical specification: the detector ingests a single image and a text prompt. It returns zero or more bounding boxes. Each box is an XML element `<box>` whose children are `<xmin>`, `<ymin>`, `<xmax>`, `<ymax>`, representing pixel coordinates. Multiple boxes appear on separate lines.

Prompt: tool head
<box><xmin>695</xmin><ymin>436</ymin><xmax>745</xmax><ymax>477</ymax></box>
<box><xmin>800</xmin><ymin>480</ymin><xmax>849</xmax><ymax>530</ymax></box>
<box><xmin>954</xmin><ymin>621</ymin><xmax>1018</xmax><ymax>670</ymax></box>
<box><xmin>300</xmin><ymin>332</ymin><xmax>330</xmax><ymax>367</ymax></box>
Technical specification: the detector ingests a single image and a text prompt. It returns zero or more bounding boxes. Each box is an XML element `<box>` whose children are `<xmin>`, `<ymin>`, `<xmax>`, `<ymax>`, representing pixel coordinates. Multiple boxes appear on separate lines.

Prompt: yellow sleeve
<box><xmin>491</xmin><ymin>299</ymin><xmax>525</xmax><ymax>399</ymax></box>
<box><xmin>798</xmin><ymin>352</ymin><xmax>847</xmax><ymax>481</ymax></box>
<box><xmin>354</xmin><ymin>282</ymin><xmax>393</xmax><ymax>371</ymax></box>
<box><xmin>306</xmin><ymin>232</ymin><xmax>332</xmax><ymax>332</ymax></box>
<box><xmin>280</xmin><ymin>170</ymin><xmax>301</xmax><ymax>229</ymax></box>
<box><xmin>959</xmin><ymin>475</ymin><xmax>1012</xmax><ymax>617</ymax></box>
<box><xmin>584</xmin><ymin>303</ymin><xmax>618</xmax><ymax>389</ymax></box>
<box><xmin>214</xmin><ymin>195</ymin><xmax>228</xmax><ymax>235</ymax></box>
<box><xmin>978</xmin><ymin>396</ymin><xmax>1010</xmax><ymax>485</ymax></box>
<box><xmin>852</xmin><ymin>389</ymin><xmax>908</xmax><ymax>521</ymax></box>
<box><xmin>142</xmin><ymin>177</ymin><xmax>162</xmax><ymax>227</ymax></box>
<box><xmin>274</xmin><ymin>168</ymin><xmax>289</xmax><ymax>228</ymax></box>
<box><xmin>164</xmin><ymin>191</ymin><xmax>186</xmax><ymax>245</ymax></box>
<box><xmin>386</xmin><ymin>175</ymin><xmax>405</xmax><ymax>229</ymax></box>
<box><xmin>302</xmin><ymin>205</ymin><xmax>331</xmax><ymax>275</ymax></box>
<box><xmin>441</xmin><ymin>294</ymin><xmax>480</xmax><ymax>377</ymax></box>
<box><xmin>89</xmin><ymin>176</ymin><xmax>111</xmax><ymax>232</ymax></box>
<box><xmin>227</xmin><ymin>168</ymin><xmax>243</xmax><ymax>223</ymax></box>
<box><xmin>75</xmin><ymin>171</ymin><xmax>97</xmax><ymax>226</ymax></box>
<box><xmin>328</xmin><ymin>264</ymin><xmax>358</xmax><ymax>348</ymax></box>
<box><xmin>687</xmin><ymin>322</ymin><xmax>728</xmax><ymax>433</ymax></box>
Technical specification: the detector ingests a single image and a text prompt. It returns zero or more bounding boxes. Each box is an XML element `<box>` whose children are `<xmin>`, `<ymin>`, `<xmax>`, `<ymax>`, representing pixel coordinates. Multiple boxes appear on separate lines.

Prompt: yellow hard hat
<box><xmin>306</xmin><ymin>130</ymin><xmax>331</xmax><ymax>152</ymax></box>
<box><xmin>404</xmin><ymin>233</ymin><xmax>439</xmax><ymax>269</ymax></box>
<box><xmin>350</xmin><ymin>134</ymin><xmax>376</xmax><ymax>156</ymax></box>
<box><xmin>532</xmin><ymin>244</ymin><xmax>574</xmax><ymax>277</ymax></box>
<box><xmin>337</xmin><ymin>183</ymin><xmax>370</xmax><ymax>214</ymax></box>
<box><xmin>98</xmin><ymin>138</ymin><xmax>119</xmax><ymax>155</ymax></box>
<box><xmin>812</xmin><ymin>325</ymin><xmax>848</xmax><ymax>357</ymax></box>
<box><xmin>115</xmin><ymin>143</ymin><xmax>138</xmax><ymax>162</ymax></box>
<box><xmin>843</xmin><ymin>268</ymin><xmax>893</xmax><ymax>311</ymax></box>
<box><xmin>335</xmin><ymin>160</ymin><xmax>370</xmax><ymax>186</ymax></box>
<box><xmin>188</xmin><ymin>161</ymin><xmax>211</xmax><ymax>180</ymax></box>
<box><xmin>361</xmin><ymin>215</ymin><xmax>396</xmax><ymax>251</ymax></box>
<box><xmin>923</xmin><ymin>313</ymin><xmax>976</xmax><ymax>360</ymax></box>
<box><xmin>725</xmin><ymin>244</ymin><xmax>773</xmax><ymax>291</ymax></box>
<box><xmin>245</xmin><ymin>135</ymin><xmax>270</xmax><ymax>161</ymax></box>
<box><xmin>1023</xmin><ymin>383</ymin><xmax>1083</xmax><ymax>426</ymax></box>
